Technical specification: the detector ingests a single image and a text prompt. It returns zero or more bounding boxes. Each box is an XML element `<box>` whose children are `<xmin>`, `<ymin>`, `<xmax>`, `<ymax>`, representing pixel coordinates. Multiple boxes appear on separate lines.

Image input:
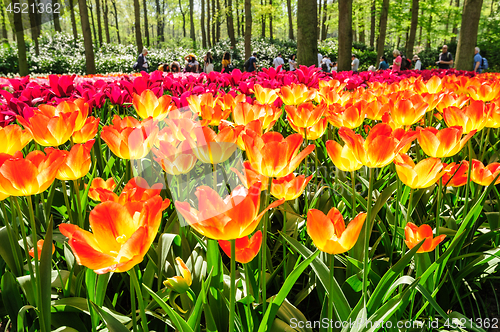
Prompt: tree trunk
<box><xmin>269</xmin><ymin>0</ymin><xmax>273</xmax><ymax>39</ymax></box>
<box><xmin>226</xmin><ymin>0</ymin><xmax>237</xmax><ymax>47</ymax></box>
<box><xmin>352</xmin><ymin>7</ymin><xmax>356</xmax><ymax>43</ymax></box>
<box><xmin>236</xmin><ymin>0</ymin><xmax>240</xmax><ymax>37</ymax></box>
<box><xmin>359</xmin><ymin>20</ymin><xmax>365</xmax><ymax>44</ymax></box>
<box><xmin>451</xmin><ymin>0</ymin><xmax>460</xmax><ymax>43</ymax></box>
<box><xmin>0</xmin><ymin>0</ymin><xmax>7</xmax><ymax>42</ymax></box>
<box><xmin>444</xmin><ymin>0</ymin><xmax>453</xmax><ymax>42</ymax></box>
<box><xmin>216</xmin><ymin>0</ymin><xmax>221</xmax><ymax>41</ymax></box>
<box><xmin>297</xmin><ymin>0</ymin><xmax>317</xmax><ymax>66</ymax></box>
<box><xmin>189</xmin><ymin>0</ymin><xmax>195</xmax><ymax>47</ymax></box>
<box><xmin>96</xmin><ymin>0</ymin><xmax>103</xmax><ymax>46</ymax></box>
<box><xmin>69</xmin><ymin>0</ymin><xmax>79</xmax><ymax>44</ymax></box>
<box><xmin>179</xmin><ymin>0</ymin><xmax>187</xmax><ymax>38</ymax></box>
<box><xmin>426</xmin><ymin>14</ymin><xmax>432</xmax><ymax>49</ymax></box>
<box><xmin>211</xmin><ymin>0</ymin><xmax>216</xmax><ymax>44</ymax></box>
<box><xmin>287</xmin><ymin>0</ymin><xmax>294</xmax><ymax>40</ymax></box>
<box><xmin>13</xmin><ymin>0</ymin><xmax>28</xmax><ymax>75</ymax></box>
<box><xmin>418</xmin><ymin>3</ymin><xmax>423</xmax><ymax>44</ymax></box>
<box><xmin>79</xmin><ymin>0</ymin><xmax>96</xmax><ymax>74</ymax></box>
<box><xmin>133</xmin><ymin>0</ymin><xmax>143</xmax><ymax>53</ymax></box>
<box><xmin>406</xmin><ymin>0</ymin><xmax>419</xmax><ymax>58</ymax></box>
<box><xmin>455</xmin><ymin>0</ymin><xmax>483</xmax><ymax>70</ymax></box>
<box><xmin>376</xmin><ymin>0</ymin><xmax>389</xmax><ymax>64</ymax></box>
<box><xmin>207</xmin><ymin>0</ymin><xmax>211</xmax><ymax>47</ymax></box>
<box><xmin>143</xmin><ymin>0</ymin><xmax>150</xmax><ymax>46</ymax></box>
<box><xmin>53</xmin><ymin>0</ymin><xmax>62</xmax><ymax>32</ymax></box>
<box><xmin>103</xmin><ymin>0</ymin><xmax>110</xmax><ymax>43</ymax></box>
<box><xmin>321</xmin><ymin>0</ymin><xmax>328</xmax><ymax>40</ymax></box>
<box><xmin>338</xmin><ymin>0</ymin><xmax>352</xmax><ymax>70</ymax></box>
<box><xmin>370</xmin><ymin>0</ymin><xmax>375</xmax><ymax>47</ymax></box>
<box><xmin>112</xmin><ymin>0</ymin><xmax>121</xmax><ymax>43</ymax></box>
<box><xmin>89</xmin><ymin>1</ymin><xmax>97</xmax><ymax>45</ymax></box>
<box><xmin>244</xmin><ymin>0</ymin><xmax>252</xmax><ymax>60</ymax></box>
<box><xmin>201</xmin><ymin>0</ymin><xmax>207</xmax><ymax>47</ymax></box>
<box><xmin>261</xmin><ymin>0</ymin><xmax>265</xmax><ymax>37</ymax></box>
<box><xmin>27</xmin><ymin>0</ymin><xmax>40</xmax><ymax>55</ymax></box>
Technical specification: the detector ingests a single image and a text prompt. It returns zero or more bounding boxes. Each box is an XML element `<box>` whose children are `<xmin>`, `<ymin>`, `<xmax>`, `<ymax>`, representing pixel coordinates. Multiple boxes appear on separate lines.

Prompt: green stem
<box><xmin>328</xmin><ymin>254</ymin><xmax>335</xmax><ymax>332</ymax></box>
<box><xmin>71</xmin><ymin>180</ymin><xmax>84</xmax><ymax>229</ymax></box>
<box><xmin>435</xmin><ymin>179</ymin><xmax>442</xmax><ymax>259</ymax></box>
<box><xmin>350</xmin><ymin>171</ymin><xmax>356</xmax><ymax>219</ymax></box>
<box><xmin>303</xmin><ymin>128</ymin><xmax>308</xmax><ymax>214</ymax></box>
<box><xmin>261</xmin><ymin>179</ymin><xmax>272</xmax><ymax>314</ymax></box>
<box><xmin>244</xmin><ymin>264</ymin><xmax>254</xmax><ymax>332</ymax></box>
<box><xmin>229</xmin><ymin>239</ymin><xmax>236</xmax><ymax>332</ymax></box>
<box><xmin>14</xmin><ymin>198</ymin><xmax>35</xmax><ymax>287</ymax></box>
<box><xmin>61</xmin><ymin>181</ymin><xmax>75</xmax><ymax>225</ymax></box>
<box><xmin>26</xmin><ymin>195</ymin><xmax>43</xmax><ymax>328</ymax></box>
<box><xmin>130</xmin><ymin>267</ymin><xmax>149</xmax><ymax>332</ymax></box>
<box><xmin>130</xmin><ymin>273</ymin><xmax>137</xmax><ymax>332</ymax></box>
<box><xmin>282</xmin><ymin>209</ymin><xmax>287</xmax><ymax>279</ymax></box>
<box><xmin>463</xmin><ymin>140</ymin><xmax>473</xmax><ymax>221</ymax></box>
<box><xmin>480</xmin><ymin>128</ymin><xmax>490</xmax><ymax>161</ymax></box>
<box><xmin>1</xmin><ymin>200</ymin><xmax>21</xmax><ymax>275</ymax></box>
<box><xmin>391</xmin><ymin>167</ymin><xmax>402</xmax><ymax>261</ymax></box>
<box><xmin>362</xmin><ymin>167</ymin><xmax>375</xmax><ymax>305</ymax></box>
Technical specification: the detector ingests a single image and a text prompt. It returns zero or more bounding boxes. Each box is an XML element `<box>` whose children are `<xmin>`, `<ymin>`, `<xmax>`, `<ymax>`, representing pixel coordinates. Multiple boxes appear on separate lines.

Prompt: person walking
<box><xmin>322</xmin><ymin>56</ymin><xmax>332</xmax><ymax>72</ymax></box>
<box><xmin>378</xmin><ymin>56</ymin><xmax>389</xmax><ymax>70</ymax></box>
<box><xmin>289</xmin><ymin>54</ymin><xmax>297</xmax><ymax>71</ymax></box>
<box><xmin>413</xmin><ymin>55</ymin><xmax>422</xmax><ymax>70</ymax></box>
<box><xmin>204</xmin><ymin>52</ymin><xmax>214</xmax><ymax>73</ymax></box>
<box><xmin>222</xmin><ymin>52</ymin><xmax>233</xmax><ymax>72</ymax></box>
<box><xmin>135</xmin><ymin>48</ymin><xmax>149</xmax><ymax>72</ymax></box>
<box><xmin>436</xmin><ymin>45</ymin><xmax>453</xmax><ymax>69</ymax></box>
<box><xmin>246</xmin><ymin>52</ymin><xmax>258</xmax><ymax>72</ymax></box>
<box><xmin>273</xmin><ymin>53</ymin><xmax>285</xmax><ymax>70</ymax></box>
<box><xmin>391</xmin><ymin>50</ymin><xmax>402</xmax><ymax>71</ymax></box>
<box><xmin>473</xmin><ymin>47</ymin><xmax>482</xmax><ymax>74</ymax></box>
<box><xmin>318</xmin><ymin>52</ymin><xmax>323</xmax><ymax>67</ymax></box>
<box><xmin>351</xmin><ymin>54</ymin><xmax>359</xmax><ymax>72</ymax></box>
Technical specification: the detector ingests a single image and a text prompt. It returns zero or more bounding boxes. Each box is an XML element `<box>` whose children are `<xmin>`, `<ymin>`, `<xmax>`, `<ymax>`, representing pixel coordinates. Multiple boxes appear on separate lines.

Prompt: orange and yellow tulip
<box><xmin>417</xmin><ymin>126</ymin><xmax>476</xmax><ymax>158</ymax></box>
<box><xmin>234</xmin><ymin>119</ymin><xmax>263</xmax><ymax>151</ymax></box>
<box><xmin>339</xmin><ymin>124</ymin><xmax>417</xmax><ymax>168</ymax></box>
<box><xmin>47</xmin><ymin>140</ymin><xmax>95</xmax><ymax>181</ymax></box>
<box><xmin>0</xmin><ymin>124</ymin><xmax>32</xmax><ymax>155</ymax></box>
<box><xmin>327</xmin><ymin>103</ymin><xmax>366</xmax><ymax>129</ymax></box>
<box><xmin>87</xmin><ymin>177</ymin><xmax>117</xmax><ymax>201</ymax></box>
<box><xmin>163</xmin><ymin>257</ymin><xmax>192</xmax><ymax>293</ymax></box>
<box><xmin>443</xmin><ymin>100</ymin><xmax>489</xmax><ymax>133</ymax></box>
<box><xmin>231</xmin><ymin>161</ymin><xmax>269</xmax><ymax>191</ymax></box>
<box><xmin>442</xmin><ymin>161</ymin><xmax>468</xmax><ymax>187</ymax></box>
<box><xmin>101</xmin><ymin>115</ymin><xmax>159</xmax><ymax>160</ymax></box>
<box><xmin>29</xmin><ymin>239</ymin><xmax>55</xmax><ymax>259</ymax></box>
<box><xmin>253</xmin><ymin>84</ymin><xmax>279</xmax><ymax>105</ymax></box>
<box><xmin>59</xmin><ymin>196</ymin><xmax>170</xmax><ymax>274</ymax></box>
<box><xmin>467</xmin><ymin>83</ymin><xmax>500</xmax><ymax>102</ymax></box>
<box><xmin>279</xmin><ymin>83</ymin><xmax>316</xmax><ymax>105</ymax></box>
<box><xmin>307</xmin><ymin>207</ymin><xmax>366</xmax><ymax>254</ymax></box>
<box><xmin>184</xmin><ymin>125</ymin><xmax>238</xmax><ymax>164</ymax></box>
<box><xmin>0</xmin><ymin>150</ymin><xmax>65</xmax><ymax>196</ymax></box>
<box><xmin>485</xmin><ymin>102</ymin><xmax>500</xmax><ymax>128</ymax></box>
<box><xmin>285</xmin><ymin>102</ymin><xmax>327</xmax><ymax>128</ymax></box>
<box><xmin>133</xmin><ymin>89</ymin><xmax>177</xmax><ymax>121</ymax></box>
<box><xmin>218</xmin><ymin>231</ymin><xmax>262</xmax><ymax>264</ymax></box>
<box><xmin>98</xmin><ymin>177</ymin><xmax>163</xmax><ymax>204</ymax></box>
<box><xmin>175</xmin><ymin>182</ymin><xmax>284</xmax><ymax>240</ymax></box>
<box><xmin>242</xmin><ymin>129</ymin><xmax>315</xmax><ymax>178</ymax></box>
<box><xmin>271</xmin><ymin>173</ymin><xmax>312</xmax><ymax>201</ymax></box>
<box><xmin>389</xmin><ymin>96</ymin><xmax>429</xmax><ymax>127</ymax></box>
<box><xmin>153</xmin><ymin>140</ymin><xmax>197</xmax><ymax>175</ymax></box>
<box><xmin>470</xmin><ymin>159</ymin><xmax>500</xmax><ymax>186</ymax></box>
<box><xmin>38</xmin><ymin>99</ymin><xmax>89</xmax><ymax>131</ymax></box>
<box><xmin>404</xmin><ymin>222</ymin><xmax>446</xmax><ymax>253</ymax></box>
<box><xmin>325</xmin><ymin>139</ymin><xmax>363</xmax><ymax>172</ymax></box>
<box><xmin>289</xmin><ymin>117</ymin><xmax>328</xmax><ymax>140</ymax></box>
<box><xmin>394</xmin><ymin>154</ymin><xmax>445</xmax><ymax>189</ymax></box>
<box><xmin>72</xmin><ymin>116</ymin><xmax>99</xmax><ymax>144</ymax></box>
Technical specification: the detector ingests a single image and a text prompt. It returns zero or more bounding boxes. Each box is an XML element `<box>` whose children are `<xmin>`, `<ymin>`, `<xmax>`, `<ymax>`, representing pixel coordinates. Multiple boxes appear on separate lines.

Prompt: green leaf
<box><xmin>0</xmin><ymin>225</ymin><xmax>22</xmax><ymax>276</ymax></box>
<box><xmin>187</xmin><ymin>269</ymin><xmax>213</xmax><ymax>330</ymax></box>
<box><xmin>39</xmin><ymin>217</ymin><xmax>54</xmax><ymax>332</ymax></box>
<box><xmin>156</xmin><ymin>233</ymin><xmax>181</xmax><ymax>288</ymax></box>
<box><xmin>1</xmin><ymin>271</ymin><xmax>24</xmax><ymax>330</ymax></box>
<box><xmin>90</xmin><ymin>302</ymin><xmax>130</xmax><ymax>332</ymax></box>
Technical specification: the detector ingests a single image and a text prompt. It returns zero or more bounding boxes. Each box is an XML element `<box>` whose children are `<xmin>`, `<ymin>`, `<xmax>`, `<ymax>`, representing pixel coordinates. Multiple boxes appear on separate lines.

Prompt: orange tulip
<box><xmin>234</xmin><ymin>119</ymin><xmax>263</xmax><ymax>151</ymax></box>
<box><xmin>318</xmin><ymin>86</ymin><xmax>341</xmax><ymax>105</ymax></box>
<box><xmin>231</xmin><ymin>161</ymin><xmax>269</xmax><ymax>191</ymax></box>
<box><xmin>467</xmin><ymin>83</ymin><xmax>500</xmax><ymax>102</ymax></box>
<box><xmin>0</xmin><ymin>150</ymin><xmax>65</xmax><ymax>196</ymax></box>
<box><xmin>133</xmin><ymin>89</ymin><xmax>177</xmax><ymax>121</ymax></box>
<box><xmin>101</xmin><ymin>115</ymin><xmax>159</xmax><ymax>160</ymax></box>
<box><xmin>485</xmin><ymin>102</ymin><xmax>500</xmax><ymax>128</ymax></box>
<box><xmin>97</xmin><ymin>177</ymin><xmax>163</xmax><ymax>204</ymax></box>
<box><xmin>29</xmin><ymin>239</ymin><xmax>55</xmax><ymax>259</ymax></box>
<box><xmin>338</xmin><ymin>124</ymin><xmax>417</xmax><ymax>168</ymax></box>
<box><xmin>307</xmin><ymin>208</ymin><xmax>366</xmax><ymax>254</ymax></box>
<box><xmin>325</xmin><ymin>140</ymin><xmax>363</xmax><ymax>172</ymax></box>
<box><xmin>59</xmin><ymin>196</ymin><xmax>170</xmax><ymax>274</ymax></box>
<box><xmin>38</xmin><ymin>99</ymin><xmax>89</xmax><ymax>131</ymax></box>
<box><xmin>271</xmin><ymin>173</ymin><xmax>312</xmax><ymax>201</ymax></box>
<box><xmin>404</xmin><ymin>222</ymin><xmax>446</xmax><ymax>253</ymax></box>
<box><xmin>392</xmin><ymin>128</ymin><xmax>414</xmax><ymax>154</ymax></box>
<box><xmin>417</xmin><ymin>126</ymin><xmax>476</xmax><ymax>158</ymax></box>
<box><xmin>443</xmin><ymin>100</ymin><xmax>489</xmax><ymax>133</ymax></box>
<box><xmin>442</xmin><ymin>161</ymin><xmax>468</xmax><ymax>187</ymax></box>
<box><xmin>470</xmin><ymin>159</ymin><xmax>500</xmax><ymax>186</ymax></box>
<box><xmin>389</xmin><ymin>96</ymin><xmax>429</xmax><ymax>127</ymax></box>
<box><xmin>161</xmin><ymin>115</ymin><xmax>198</xmax><ymax>143</ymax></box>
<box><xmin>17</xmin><ymin>108</ymin><xmax>79</xmax><ymax>147</ymax></box>
<box><xmin>163</xmin><ymin>257</ymin><xmax>192</xmax><ymax>293</ymax></box>
<box><xmin>186</xmin><ymin>93</ymin><xmax>218</xmax><ymax>115</ymax></box>
<box><xmin>242</xmin><ymin>130</ymin><xmax>315</xmax><ymax>178</ymax></box>
<box><xmin>87</xmin><ymin>177</ymin><xmax>117</xmax><ymax>201</ymax></box>
<box><xmin>46</xmin><ymin>140</ymin><xmax>95</xmax><ymax>181</ymax></box>
<box><xmin>218</xmin><ymin>231</ymin><xmax>262</xmax><ymax>264</ymax></box>
<box><xmin>279</xmin><ymin>83</ymin><xmax>316</xmax><ymax>106</ymax></box>
<box><xmin>327</xmin><ymin>103</ymin><xmax>366</xmax><ymax>129</ymax></box>
<box><xmin>184</xmin><ymin>126</ymin><xmax>238</xmax><ymax>164</ymax></box>
<box><xmin>152</xmin><ymin>140</ymin><xmax>197</xmax><ymax>175</ymax></box>
<box><xmin>0</xmin><ymin>124</ymin><xmax>32</xmax><ymax>155</ymax></box>
<box><xmin>289</xmin><ymin>117</ymin><xmax>328</xmax><ymax>140</ymax></box>
<box><xmin>415</xmin><ymin>76</ymin><xmax>443</xmax><ymax>94</ymax></box>
<box><xmin>199</xmin><ymin>103</ymin><xmax>232</xmax><ymax>127</ymax></box>
<box><xmin>364</xmin><ymin>100</ymin><xmax>388</xmax><ymax>121</ymax></box>
<box><xmin>175</xmin><ymin>182</ymin><xmax>284</xmax><ymax>240</ymax></box>
<box><xmin>253</xmin><ymin>84</ymin><xmax>279</xmax><ymax>105</ymax></box>
<box><xmin>72</xmin><ymin>116</ymin><xmax>100</xmax><ymax>144</ymax></box>
<box><xmin>435</xmin><ymin>93</ymin><xmax>469</xmax><ymax>113</ymax></box>
<box><xmin>285</xmin><ymin>102</ymin><xmax>327</xmax><ymax>128</ymax></box>
<box><xmin>232</xmin><ymin>103</ymin><xmax>282</xmax><ymax>130</ymax></box>
<box><xmin>394</xmin><ymin>154</ymin><xmax>445</xmax><ymax>189</ymax></box>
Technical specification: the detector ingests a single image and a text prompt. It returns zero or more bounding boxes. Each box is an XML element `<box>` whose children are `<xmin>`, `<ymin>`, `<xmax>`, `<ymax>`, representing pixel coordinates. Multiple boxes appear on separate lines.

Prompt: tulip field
<box><xmin>1</xmin><ymin>67</ymin><xmax>500</xmax><ymax>332</ymax></box>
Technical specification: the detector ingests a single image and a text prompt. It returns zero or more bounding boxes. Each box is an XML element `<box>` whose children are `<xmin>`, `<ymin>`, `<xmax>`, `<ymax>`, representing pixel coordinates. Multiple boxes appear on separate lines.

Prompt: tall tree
<box><xmin>134</xmin><ymin>0</ymin><xmax>144</xmax><ymax>53</ymax></box>
<box><xmin>189</xmin><ymin>0</ymin><xmax>195</xmax><ymax>47</ymax></box>
<box><xmin>370</xmin><ymin>0</ymin><xmax>375</xmax><ymax>47</ymax></box>
<box><xmin>216</xmin><ymin>0</ymin><xmax>221</xmax><ymax>41</ymax></box>
<box><xmin>236</xmin><ymin>0</ymin><xmax>241</xmax><ymax>37</ymax></box>
<box><xmin>0</xmin><ymin>0</ymin><xmax>7</xmax><ymax>42</ymax></box>
<box><xmin>112</xmin><ymin>0</ymin><xmax>121</xmax><ymax>43</ymax></box>
<box><xmin>179</xmin><ymin>0</ymin><xmax>187</xmax><ymax>37</ymax></box>
<box><xmin>207</xmin><ymin>0</ymin><xmax>211</xmax><ymax>47</ymax></box>
<box><xmin>89</xmin><ymin>1</ymin><xmax>97</xmax><ymax>45</ymax></box>
<box><xmin>53</xmin><ymin>0</ymin><xmax>62</xmax><ymax>32</ymax></box>
<box><xmin>297</xmin><ymin>0</ymin><xmax>317</xmax><ymax>66</ymax></box>
<box><xmin>212</xmin><ymin>0</ymin><xmax>216</xmax><ymax>44</ymax></box>
<box><xmin>79</xmin><ymin>0</ymin><xmax>96</xmax><ymax>74</ymax></box>
<box><xmin>13</xmin><ymin>0</ymin><xmax>28</xmax><ymax>75</ymax></box>
<box><xmin>261</xmin><ymin>0</ymin><xmax>265</xmax><ymax>37</ymax></box>
<box><xmin>406</xmin><ymin>0</ymin><xmax>419</xmax><ymax>59</ymax></box>
<box><xmin>338</xmin><ymin>0</ymin><xmax>352</xmax><ymax>70</ymax></box>
<box><xmin>321</xmin><ymin>0</ymin><xmax>328</xmax><ymax>40</ymax></box>
<box><xmin>28</xmin><ymin>0</ymin><xmax>40</xmax><ymax>55</ymax></box>
<box><xmin>376</xmin><ymin>0</ymin><xmax>389</xmax><ymax>64</ymax></box>
<box><xmin>455</xmin><ymin>0</ymin><xmax>483</xmax><ymax>70</ymax></box>
<box><xmin>201</xmin><ymin>0</ymin><xmax>207</xmax><ymax>47</ymax></box>
<box><xmin>287</xmin><ymin>0</ymin><xmax>294</xmax><ymax>40</ymax></box>
<box><xmin>269</xmin><ymin>0</ymin><xmax>273</xmax><ymax>39</ymax></box>
<box><xmin>69</xmin><ymin>0</ymin><xmax>79</xmax><ymax>44</ymax></box>
<box><xmin>156</xmin><ymin>0</ymin><xmax>162</xmax><ymax>44</ymax></box>
<box><xmin>451</xmin><ymin>0</ymin><xmax>460</xmax><ymax>43</ymax></box>
<box><xmin>143</xmin><ymin>0</ymin><xmax>150</xmax><ymax>46</ymax></box>
<box><xmin>358</xmin><ymin>13</ymin><xmax>365</xmax><ymax>43</ymax></box>
<box><xmin>103</xmin><ymin>0</ymin><xmax>111</xmax><ymax>43</ymax></box>
<box><xmin>96</xmin><ymin>0</ymin><xmax>103</xmax><ymax>45</ymax></box>
<box><xmin>226</xmin><ymin>0</ymin><xmax>237</xmax><ymax>48</ymax></box>
<box><xmin>244</xmin><ymin>0</ymin><xmax>252</xmax><ymax>59</ymax></box>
